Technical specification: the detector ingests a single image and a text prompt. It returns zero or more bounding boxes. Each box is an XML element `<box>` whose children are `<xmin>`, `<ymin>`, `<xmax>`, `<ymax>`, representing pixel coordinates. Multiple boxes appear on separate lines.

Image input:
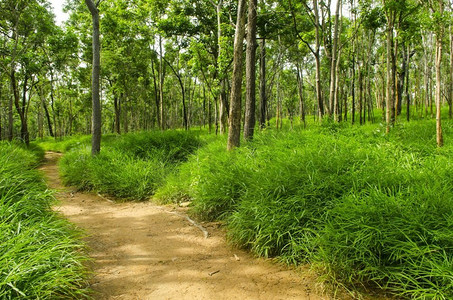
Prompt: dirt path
<box><xmin>39</xmin><ymin>152</ymin><xmax>324</xmax><ymax>300</ymax></box>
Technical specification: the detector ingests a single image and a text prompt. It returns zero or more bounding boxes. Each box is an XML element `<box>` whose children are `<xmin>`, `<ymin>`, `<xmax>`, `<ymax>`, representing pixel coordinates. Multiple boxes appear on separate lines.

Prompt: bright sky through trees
<box><xmin>49</xmin><ymin>0</ymin><xmax>68</xmax><ymax>25</ymax></box>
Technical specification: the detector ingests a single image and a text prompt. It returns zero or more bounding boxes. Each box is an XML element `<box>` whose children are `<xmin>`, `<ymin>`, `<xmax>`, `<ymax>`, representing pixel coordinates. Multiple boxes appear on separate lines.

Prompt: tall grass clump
<box><xmin>59</xmin><ymin>130</ymin><xmax>204</xmax><ymax>200</ymax></box>
<box><xmin>159</xmin><ymin>122</ymin><xmax>453</xmax><ymax>298</ymax></box>
<box><xmin>0</xmin><ymin>143</ymin><xmax>89</xmax><ymax>299</ymax></box>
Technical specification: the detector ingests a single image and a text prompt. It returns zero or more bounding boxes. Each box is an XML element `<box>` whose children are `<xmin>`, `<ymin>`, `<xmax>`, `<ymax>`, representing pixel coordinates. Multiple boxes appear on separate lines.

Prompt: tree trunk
<box><xmin>358</xmin><ymin>66</ymin><xmax>363</xmax><ymax>125</ymax></box>
<box><xmin>227</xmin><ymin>0</ymin><xmax>247</xmax><ymax>151</ymax></box>
<box><xmin>385</xmin><ymin>11</ymin><xmax>395</xmax><ymax>133</ymax></box>
<box><xmin>243</xmin><ymin>0</ymin><xmax>257</xmax><ymax>141</ymax></box>
<box><xmin>85</xmin><ymin>0</ymin><xmax>101</xmax><ymax>155</ymax></box>
<box><xmin>329</xmin><ymin>0</ymin><xmax>341</xmax><ymax>119</ymax></box>
<box><xmin>313</xmin><ymin>0</ymin><xmax>324</xmax><ymax>119</ymax></box>
<box><xmin>406</xmin><ymin>46</ymin><xmax>411</xmax><ymax>122</ymax></box>
<box><xmin>219</xmin><ymin>87</ymin><xmax>228</xmax><ymax>134</ymax></box>
<box><xmin>259</xmin><ymin>38</ymin><xmax>267</xmax><ymax>129</ymax></box>
<box><xmin>435</xmin><ymin>1</ymin><xmax>444</xmax><ymax>147</ymax></box>
<box><xmin>159</xmin><ymin>36</ymin><xmax>166</xmax><ymax>130</ymax></box>
<box><xmin>11</xmin><ymin>70</ymin><xmax>29</xmax><ymax>145</ymax></box>
<box><xmin>114</xmin><ymin>94</ymin><xmax>121</xmax><ymax>134</ymax></box>
<box><xmin>351</xmin><ymin>50</ymin><xmax>356</xmax><ymax>124</ymax></box>
<box><xmin>449</xmin><ymin>23</ymin><xmax>453</xmax><ymax>119</ymax></box>
<box><xmin>37</xmin><ymin>85</ymin><xmax>54</xmax><ymax>137</ymax></box>
<box><xmin>296</xmin><ymin>63</ymin><xmax>306</xmax><ymax>127</ymax></box>
<box><xmin>8</xmin><ymin>89</ymin><xmax>13</xmax><ymax>141</ymax></box>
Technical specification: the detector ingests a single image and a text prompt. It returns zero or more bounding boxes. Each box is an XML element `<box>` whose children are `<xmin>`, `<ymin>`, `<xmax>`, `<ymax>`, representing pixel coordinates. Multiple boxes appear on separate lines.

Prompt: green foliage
<box><xmin>0</xmin><ymin>142</ymin><xmax>89</xmax><ymax>299</ymax></box>
<box><xmin>59</xmin><ymin>131</ymin><xmax>203</xmax><ymax>200</ymax></box>
<box><xmin>35</xmin><ymin>135</ymin><xmax>92</xmax><ymax>152</ymax></box>
<box><xmin>160</xmin><ymin>122</ymin><xmax>453</xmax><ymax>299</ymax></box>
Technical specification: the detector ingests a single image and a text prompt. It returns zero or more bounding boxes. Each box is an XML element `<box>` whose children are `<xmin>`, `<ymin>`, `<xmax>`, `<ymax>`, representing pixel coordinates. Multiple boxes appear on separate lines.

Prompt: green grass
<box><xmin>155</xmin><ymin>119</ymin><xmax>453</xmax><ymax>299</ymax></box>
<box><xmin>42</xmin><ymin>118</ymin><xmax>453</xmax><ymax>298</ymax></box>
<box><xmin>58</xmin><ymin>130</ymin><xmax>204</xmax><ymax>200</ymax></box>
<box><xmin>0</xmin><ymin>142</ymin><xmax>89</xmax><ymax>299</ymax></box>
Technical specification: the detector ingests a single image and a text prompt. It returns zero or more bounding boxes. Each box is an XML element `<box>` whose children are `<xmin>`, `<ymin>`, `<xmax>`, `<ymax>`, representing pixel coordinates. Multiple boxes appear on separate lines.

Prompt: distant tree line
<box><xmin>0</xmin><ymin>0</ymin><xmax>451</xmax><ymax>148</ymax></box>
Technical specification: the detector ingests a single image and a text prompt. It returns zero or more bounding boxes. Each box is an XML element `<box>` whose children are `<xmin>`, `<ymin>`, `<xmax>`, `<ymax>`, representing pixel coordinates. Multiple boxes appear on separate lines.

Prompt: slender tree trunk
<box><xmin>151</xmin><ymin>56</ymin><xmax>160</xmax><ymax>128</ymax></box>
<box><xmin>159</xmin><ymin>36</ymin><xmax>165</xmax><ymax>130</ymax></box>
<box><xmin>359</xmin><ymin>66</ymin><xmax>363</xmax><ymax>125</ymax></box>
<box><xmin>37</xmin><ymin>85</ymin><xmax>54</xmax><ymax>137</ymax></box>
<box><xmin>243</xmin><ymin>0</ymin><xmax>257</xmax><ymax>140</ymax></box>
<box><xmin>329</xmin><ymin>0</ymin><xmax>341</xmax><ymax>119</ymax></box>
<box><xmin>313</xmin><ymin>0</ymin><xmax>323</xmax><ymax>119</ymax></box>
<box><xmin>11</xmin><ymin>70</ymin><xmax>29</xmax><ymax>145</ymax></box>
<box><xmin>296</xmin><ymin>63</ymin><xmax>306</xmax><ymax>127</ymax></box>
<box><xmin>406</xmin><ymin>46</ymin><xmax>411</xmax><ymax>122</ymax></box>
<box><xmin>85</xmin><ymin>0</ymin><xmax>101</xmax><ymax>155</ymax></box>
<box><xmin>215</xmin><ymin>0</ymin><xmax>228</xmax><ymax>134</ymax></box>
<box><xmin>352</xmin><ymin>51</ymin><xmax>356</xmax><ymax>125</ymax></box>
<box><xmin>259</xmin><ymin>38</ymin><xmax>267</xmax><ymax>129</ymax></box>
<box><xmin>227</xmin><ymin>0</ymin><xmax>247</xmax><ymax>151</ymax></box>
<box><xmin>385</xmin><ymin>11</ymin><xmax>395</xmax><ymax>133</ymax></box>
<box><xmin>114</xmin><ymin>94</ymin><xmax>121</xmax><ymax>134</ymax></box>
<box><xmin>434</xmin><ymin>1</ymin><xmax>444</xmax><ymax>147</ymax></box>
<box><xmin>8</xmin><ymin>89</ymin><xmax>13</xmax><ymax>141</ymax></box>
<box><xmin>449</xmin><ymin>22</ymin><xmax>453</xmax><ymax>119</ymax></box>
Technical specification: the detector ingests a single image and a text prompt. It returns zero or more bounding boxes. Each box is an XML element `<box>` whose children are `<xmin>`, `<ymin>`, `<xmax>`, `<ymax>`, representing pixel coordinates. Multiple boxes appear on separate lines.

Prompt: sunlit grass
<box><xmin>0</xmin><ymin>142</ymin><xmax>89</xmax><ymax>299</ymax></box>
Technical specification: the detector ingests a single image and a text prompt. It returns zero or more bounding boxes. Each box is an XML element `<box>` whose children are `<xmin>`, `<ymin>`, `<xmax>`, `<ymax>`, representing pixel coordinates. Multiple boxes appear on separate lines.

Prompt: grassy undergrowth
<box><xmin>50</xmin><ymin>131</ymin><xmax>204</xmax><ymax>200</ymax></box>
<box><xmin>41</xmin><ymin>120</ymin><xmax>453</xmax><ymax>298</ymax></box>
<box><xmin>155</xmin><ymin>120</ymin><xmax>453</xmax><ymax>299</ymax></box>
<box><xmin>0</xmin><ymin>143</ymin><xmax>89</xmax><ymax>299</ymax></box>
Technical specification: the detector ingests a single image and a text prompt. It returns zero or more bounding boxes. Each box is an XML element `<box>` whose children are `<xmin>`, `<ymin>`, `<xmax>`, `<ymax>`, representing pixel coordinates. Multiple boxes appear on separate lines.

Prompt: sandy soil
<box><xmin>39</xmin><ymin>152</ymin><xmax>327</xmax><ymax>300</ymax></box>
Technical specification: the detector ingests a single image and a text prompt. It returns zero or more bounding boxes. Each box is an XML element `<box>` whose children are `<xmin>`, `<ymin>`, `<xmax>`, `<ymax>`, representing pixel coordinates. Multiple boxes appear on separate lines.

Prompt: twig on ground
<box><xmin>97</xmin><ymin>193</ymin><xmax>115</xmax><ymax>203</ymax></box>
<box><xmin>158</xmin><ymin>207</ymin><xmax>209</xmax><ymax>239</ymax></box>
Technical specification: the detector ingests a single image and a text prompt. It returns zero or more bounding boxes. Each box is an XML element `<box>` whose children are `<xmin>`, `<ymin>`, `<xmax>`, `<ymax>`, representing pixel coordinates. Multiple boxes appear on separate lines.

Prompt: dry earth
<box><xmin>39</xmin><ymin>152</ymin><xmax>330</xmax><ymax>300</ymax></box>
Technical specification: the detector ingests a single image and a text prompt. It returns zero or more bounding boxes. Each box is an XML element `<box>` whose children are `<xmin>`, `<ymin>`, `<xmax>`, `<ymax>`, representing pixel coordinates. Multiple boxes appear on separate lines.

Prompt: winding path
<box><xmin>40</xmin><ymin>152</ymin><xmax>322</xmax><ymax>300</ymax></box>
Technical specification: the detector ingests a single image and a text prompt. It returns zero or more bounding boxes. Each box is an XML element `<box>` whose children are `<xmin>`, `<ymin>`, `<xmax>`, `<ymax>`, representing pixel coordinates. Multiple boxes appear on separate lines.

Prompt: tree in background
<box><xmin>227</xmin><ymin>0</ymin><xmax>246</xmax><ymax>150</ymax></box>
<box><xmin>84</xmin><ymin>0</ymin><xmax>101</xmax><ymax>155</ymax></box>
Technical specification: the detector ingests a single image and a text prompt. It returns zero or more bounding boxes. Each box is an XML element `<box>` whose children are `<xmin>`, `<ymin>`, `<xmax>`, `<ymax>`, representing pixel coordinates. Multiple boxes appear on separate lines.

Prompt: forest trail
<box><xmin>39</xmin><ymin>152</ymin><xmax>324</xmax><ymax>300</ymax></box>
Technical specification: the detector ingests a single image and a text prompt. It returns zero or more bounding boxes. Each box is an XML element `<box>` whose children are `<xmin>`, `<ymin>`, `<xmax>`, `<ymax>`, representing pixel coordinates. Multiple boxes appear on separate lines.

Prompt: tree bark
<box><xmin>434</xmin><ymin>0</ymin><xmax>444</xmax><ymax>147</ymax></box>
<box><xmin>159</xmin><ymin>36</ymin><xmax>166</xmax><ymax>130</ymax></box>
<box><xmin>114</xmin><ymin>94</ymin><xmax>121</xmax><ymax>134</ymax></box>
<box><xmin>385</xmin><ymin>10</ymin><xmax>395</xmax><ymax>133</ymax></box>
<box><xmin>259</xmin><ymin>38</ymin><xmax>267</xmax><ymax>129</ymax></box>
<box><xmin>37</xmin><ymin>85</ymin><xmax>54</xmax><ymax>137</ymax></box>
<box><xmin>329</xmin><ymin>0</ymin><xmax>341</xmax><ymax>119</ymax></box>
<box><xmin>296</xmin><ymin>62</ymin><xmax>306</xmax><ymax>127</ymax></box>
<box><xmin>313</xmin><ymin>0</ymin><xmax>324</xmax><ymax>120</ymax></box>
<box><xmin>227</xmin><ymin>0</ymin><xmax>247</xmax><ymax>151</ymax></box>
<box><xmin>85</xmin><ymin>0</ymin><xmax>101</xmax><ymax>155</ymax></box>
<box><xmin>243</xmin><ymin>0</ymin><xmax>257</xmax><ymax>141</ymax></box>
<box><xmin>449</xmin><ymin>22</ymin><xmax>453</xmax><ymax>119</ymax></box>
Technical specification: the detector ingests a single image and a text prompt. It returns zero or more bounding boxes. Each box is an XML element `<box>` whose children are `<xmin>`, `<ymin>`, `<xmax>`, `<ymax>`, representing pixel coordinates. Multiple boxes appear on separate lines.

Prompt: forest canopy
<box><xmin>0</xmin><ymin>0</ymin><xmax>451</xmax><ymax>148</ymax></box>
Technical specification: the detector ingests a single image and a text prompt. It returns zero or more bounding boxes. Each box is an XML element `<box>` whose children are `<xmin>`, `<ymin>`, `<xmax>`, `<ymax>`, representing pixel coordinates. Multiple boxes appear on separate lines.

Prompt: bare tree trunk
<box><xmin>296</xmin><ymin>63</ymin><xmax>306</xmax><ymax>127</ymax></box>
<box><xmin>259</xmin><ymin>38</ymin><xmax>267</xmax><ymax>129</ymax></box>
<box><xmin>385</xmin><ymin>10</ymin><xmax>395</xmax><ymax>133</ymax></box>
<box><xmin>449</xmin><ymin>22</ymin><xmax>453</xmax><ymax>119</ymax></box>
<box><xmin>159</xmin><ymin>36</ymin><xmax>165</xmax><ymax>130</ymax></box>
<box><xmin>227</xmin><ymin>0</ymin><xmax>247</xmax><ymax>151</ymax></box>
<box><xmin>329</xmin><ymin>0</ymin><xmax>341</xmax><ymax>118</ymax></box>
<box><xmin>358</xmin><ymin>65</ymin><xmax>363</xmax><ymax>125</ymax></box>
<box><xmin>313</xmin><ymin>0</ymin><xmax>324</xmax><ymax>120</ymax></box>
<box><xmin>11</xmin><ymin>70</ymin><xmax>29</xmax><ymax>145</ymax></box>
<box><xmin>85</xmin><ymin>0</ymin><xmax>101</xmax><ymax>155</ymax></box>
<box><xmin>37</xmin><ymin>85</ymin><xmax>54</xmax><ymax>137</ymax></box>
<box><xmin>244</xmin><ymin>0</ymin><xmax>257</xmax><ymax>140</ymax></box>
<box><xmin>114</xmin><ymin>94</ymin><xmax>121</xmax><ymax>134</ymax></box>
<box><xmin>434</xmin><ymin>1</ymin><xmax>444</xmax><ymax>147</ymax></box>
<box><xmin>8</xmin><ymin>90</ymin><xmax>13</xmax><ymax>141</ymax></box>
